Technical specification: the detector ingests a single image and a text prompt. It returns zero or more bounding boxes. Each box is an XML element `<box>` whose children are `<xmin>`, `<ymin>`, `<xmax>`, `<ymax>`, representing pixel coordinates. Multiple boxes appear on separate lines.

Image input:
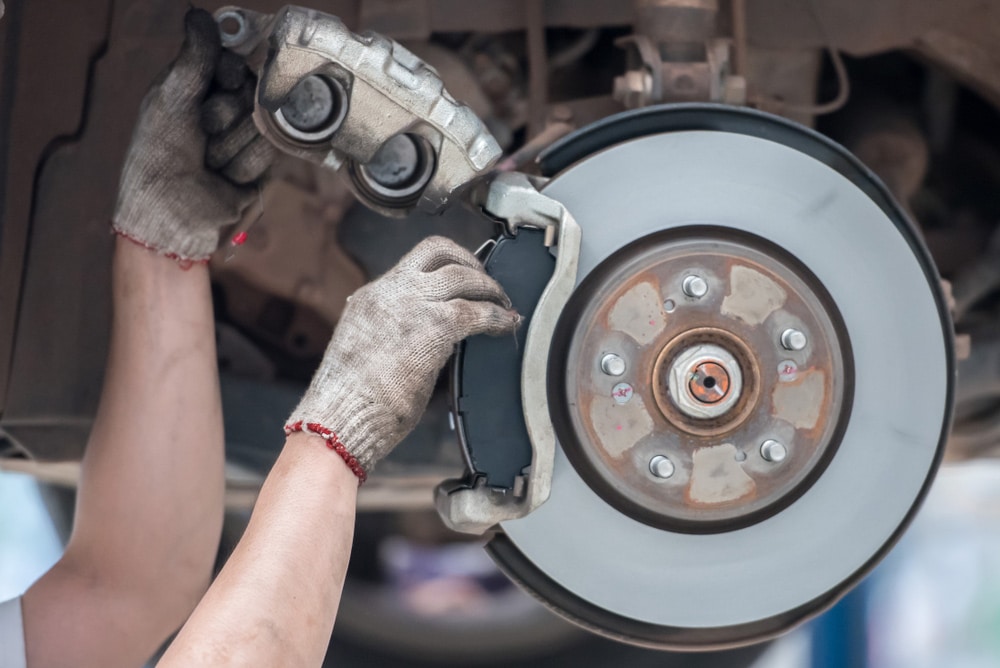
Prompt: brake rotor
<box><xmin>457</xmin><ymin>105</ymin><xmax>954</xmax><ymax>649</ymax></box>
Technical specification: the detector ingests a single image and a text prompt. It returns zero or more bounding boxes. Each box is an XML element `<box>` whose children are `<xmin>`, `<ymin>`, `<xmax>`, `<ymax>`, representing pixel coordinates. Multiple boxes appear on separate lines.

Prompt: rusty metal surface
<box><xmin>1</xmin><ymin>0</ymin><xmax>192</xmax><ymax>460</ymax></box>
<box><xmin>395</xmin><ymin>0</ymin><xmax>632</xmax><ymax>35</ymax></box>
<box><xmin>653</xmin><ymin>328</ymin><xmax>758</xmax><ymax>434</ymax></box>
<box><xmin>689</xmin><ymin>361</ymin><xmax>730</xmax><ymax>403</ymax></box>
<box><xmin>747</xmin><ymin>0</ymin><xmax>1000</xmax><ymax>111</ymax></box>
<box><xmin>556</xmin><ymin>231</ymin><xmax>851</xmax><ymax>531</ymax></box>
<box><xmin>0</xmin><ymin>0</ymin><xmax>112</xmax><ymax>425</ymax></box>
<box><xmin>210</xmin><ymin>160</ymin><xmax>367</xmax><ymax>354</ymax></box>
<box><xmin>313</xmin><ymin>0</ymin><xmax>1000</xmax><ymax>114</ymax></box>
<box><xmin>834</xmin><ymin>99</ymin><xmax>930</xmax><ymax>207</ymax></box>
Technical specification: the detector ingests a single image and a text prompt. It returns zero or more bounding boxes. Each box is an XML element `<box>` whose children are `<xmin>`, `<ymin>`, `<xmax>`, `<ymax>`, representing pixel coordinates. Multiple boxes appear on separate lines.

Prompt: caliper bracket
<box><xmin>436</xmin><ymin>173</ymin><xmax>581</xmax><ymax>535</ymax></box>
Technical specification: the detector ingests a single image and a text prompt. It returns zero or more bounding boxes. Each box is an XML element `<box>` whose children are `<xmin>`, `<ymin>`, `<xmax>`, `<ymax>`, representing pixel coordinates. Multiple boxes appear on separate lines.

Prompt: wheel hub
<box><xmin>654</xmin><ymin>328</ymin><xmax>755</xmax><ymax>429</ymax></box>
<box><xmin>554</xmin><ymin>230</ymin><xmax>850</xmax><ymax>531</ymax></box>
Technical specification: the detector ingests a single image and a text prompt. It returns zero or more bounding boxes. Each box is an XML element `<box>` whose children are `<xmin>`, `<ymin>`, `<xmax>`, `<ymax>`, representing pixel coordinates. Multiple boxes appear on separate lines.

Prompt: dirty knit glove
<box><xmin>285</xmin><ymin>237</ymin><xmax>520</xmax><ymax>483</ymax></box>
<box><xmin>113</xmin><ymin>8</ymin><xmax>274</xmax><ymax>262</ymax></box>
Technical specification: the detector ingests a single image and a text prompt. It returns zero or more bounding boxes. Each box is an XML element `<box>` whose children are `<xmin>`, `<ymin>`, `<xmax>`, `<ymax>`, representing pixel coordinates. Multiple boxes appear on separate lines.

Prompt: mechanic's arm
<box><xmin>159</xmin><ymin>237</ymin><xmax>519</xmax><ymax>666</ymax></box>
<box><xmin>21</xmin><ymin>240</ymin><xmax>223</xmax><ymax>666</ymax></box>
<box><xmin>22</xmin><ymin>10</ymin><xmax>273</xmax><ymax>667</ymax></box>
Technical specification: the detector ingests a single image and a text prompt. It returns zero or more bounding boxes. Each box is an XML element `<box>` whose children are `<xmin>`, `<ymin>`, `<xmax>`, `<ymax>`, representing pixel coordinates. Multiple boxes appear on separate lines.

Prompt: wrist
<box><xmin>113</xmin><ymin>233</ymin><xmax>212</xmax><ymax>284</ymax></box>
<box><xmin>112</xmin><ymin>227</ymin><xmax>213</xmax><ymax>268</ymax></box>
<box><xmin>284</xmin><ymin>421</ymin><xmax>367</xmax><ymax>484</ymax></box>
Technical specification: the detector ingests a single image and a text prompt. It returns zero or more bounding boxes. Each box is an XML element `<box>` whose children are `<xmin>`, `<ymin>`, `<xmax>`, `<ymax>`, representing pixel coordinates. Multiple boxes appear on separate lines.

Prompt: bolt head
<box><xmin>600</xmin><ymin>353</ymin><xmax>627</xmax><ymax>377</ymax></box>
<box><xmin>780</xmin><ymin>328</ymin><xmax>808</xmax><ymax>351</ymax></box>
<box><xmin>682</xmin><ymin>275</ymin><xmax>709</xmax><ymax>299</ymax></box>
<box><xmin>649</xmin><ymin>455</ymin><xmax>675</xmax><ymax>479</ymax></box>
<box><xmin>760</xmin><ymin>439</ymin><xmax>787</xmax><ymax>463</ymax></box>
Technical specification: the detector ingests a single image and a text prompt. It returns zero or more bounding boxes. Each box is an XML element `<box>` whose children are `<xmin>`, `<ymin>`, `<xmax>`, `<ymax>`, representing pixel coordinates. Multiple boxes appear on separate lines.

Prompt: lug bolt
<box><xmin>760</xmin><ymin>440</ymin><xmax>787</xmax><ymax>463</ymax></box>
<box><xmin>682</xmin><ymin>275</ymin><xmax>709</xmax><ymax>299</ymax></box>
<box><xmin>600</xmin><ymin>353</ymin><xmax>627</xmax><ymax>377</ymax></box>
<box><xmin>780</xmin><ymin>328</ymin><xmax>808</xmax><ymax>351</ymax></box>
<box><xmin>649</xmin><ymin>455</ymin><xmax>675</xmax><ymax>479</ymax></box>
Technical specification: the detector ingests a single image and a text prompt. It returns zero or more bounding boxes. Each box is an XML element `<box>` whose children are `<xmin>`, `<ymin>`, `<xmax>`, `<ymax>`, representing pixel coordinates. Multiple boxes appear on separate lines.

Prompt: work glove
<box><xmin>112</xmin><ymin>8</ymin><xmax>275</xmax><ymax>262</ymax></box>
<box><xmin>285</xmin><ymin>237</ymin><xmax>520</xmax><ymax>483</ymax></box>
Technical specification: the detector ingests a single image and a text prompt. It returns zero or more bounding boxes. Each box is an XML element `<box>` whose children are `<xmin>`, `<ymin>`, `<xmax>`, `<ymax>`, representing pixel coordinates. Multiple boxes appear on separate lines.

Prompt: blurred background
<box><xmin>4</xmin><ymin>460</ymin><xmax>1000</xmax><ymax>667</ymax></box>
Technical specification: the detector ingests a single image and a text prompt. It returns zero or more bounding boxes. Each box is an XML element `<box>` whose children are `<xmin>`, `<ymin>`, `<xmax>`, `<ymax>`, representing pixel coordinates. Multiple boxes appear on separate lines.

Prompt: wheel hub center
<box><xmin>689</xmin><ymin>362</ymin><xmax>729</xmax><ymax>403</ymax></box>
<box><xmin>666</xmin><ymin>343</ymin><xmax>743</xmax><ymax>418</ymax></box>
<box><xmin>652</xmin><ymin>328</ymin><xmax>759</xmax><ymax>436</ymax></box>
<box><xmin>554</xmin><ymin>229</ymin><xmax>851</xmax><ymax>531</ymax></box>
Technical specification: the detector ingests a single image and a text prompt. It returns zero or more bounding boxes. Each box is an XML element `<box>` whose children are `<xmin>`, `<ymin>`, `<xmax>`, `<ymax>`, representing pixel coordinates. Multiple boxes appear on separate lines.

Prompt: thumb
<box><xmin>161</xmin><ymin>8</ymin><xmax>221</xmax><ymax>104</ymax></box>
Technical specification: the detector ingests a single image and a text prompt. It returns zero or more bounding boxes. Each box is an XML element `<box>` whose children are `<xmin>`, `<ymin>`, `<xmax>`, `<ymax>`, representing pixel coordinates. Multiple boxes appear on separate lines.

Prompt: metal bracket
<box><xmin>435</xmin><ymin>172</ymin><xmax>581</xmax><ymax>534</ymax></box>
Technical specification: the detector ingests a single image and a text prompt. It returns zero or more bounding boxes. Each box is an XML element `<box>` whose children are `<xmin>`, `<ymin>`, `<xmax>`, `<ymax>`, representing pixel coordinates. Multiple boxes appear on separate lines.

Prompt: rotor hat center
<box><xmin>689</xmin><ymin>361</ymin><xmax>730</xmax><ymax>403</ymax></box>
<box><xmin>665</xmin><ymin>342</ymin><xmax>744</xmax><ymax>421</ymax></box>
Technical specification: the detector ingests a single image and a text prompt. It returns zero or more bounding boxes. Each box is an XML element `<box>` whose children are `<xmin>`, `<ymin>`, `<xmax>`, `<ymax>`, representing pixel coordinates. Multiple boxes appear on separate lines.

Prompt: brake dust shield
<box><xmin>455</xmin><ymin>106</ymin><xmax>954</xmax><ymax>650</ymax></box>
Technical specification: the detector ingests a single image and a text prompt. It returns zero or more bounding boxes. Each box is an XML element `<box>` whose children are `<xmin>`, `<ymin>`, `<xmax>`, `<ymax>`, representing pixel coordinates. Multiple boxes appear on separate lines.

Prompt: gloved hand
<box><xmin>285</xmin><ymin>237</ymin><xmax>520</xmax><ymax>483</ymax></box>
<box><xmin>113</xmin><ymin>8</ymin><xmax>275</xmax><ymax>262</ymax></box>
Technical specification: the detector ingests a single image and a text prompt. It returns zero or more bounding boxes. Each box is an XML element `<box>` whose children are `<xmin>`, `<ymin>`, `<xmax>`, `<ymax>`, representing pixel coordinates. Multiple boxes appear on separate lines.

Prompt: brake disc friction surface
<box><xmin>490</xmin><ymin>111</ymin><xmax>952</xmax><ymax>647</ymax></box>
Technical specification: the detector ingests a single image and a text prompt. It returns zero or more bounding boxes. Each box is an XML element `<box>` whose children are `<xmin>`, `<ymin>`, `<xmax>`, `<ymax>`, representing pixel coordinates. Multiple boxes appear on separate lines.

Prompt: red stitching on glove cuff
<box><xmin>284</xmin><ymin>420</ymin><xmax>367</xmax><ymax>485</ymax></box>
<box><xmin>111</xmin><ymin>227</ymin><xmax>210</xmax><ymax>269</ymax></box>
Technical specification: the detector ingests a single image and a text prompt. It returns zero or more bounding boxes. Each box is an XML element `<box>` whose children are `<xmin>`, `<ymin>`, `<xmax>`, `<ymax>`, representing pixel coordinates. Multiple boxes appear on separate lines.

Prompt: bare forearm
<box><xmin>73</xmin><ymin>237</ymin><xmax>223</xmax><ymax>586</ymax></box>
<box><xmin>24</xmin><ymin>238</ymin><xmax>225</xmax><ymax>664</ymax></box>
<box><xmin>160</xmin><ymin>433</ymin><xmax>358</xmax><ymax>666</ymax></box>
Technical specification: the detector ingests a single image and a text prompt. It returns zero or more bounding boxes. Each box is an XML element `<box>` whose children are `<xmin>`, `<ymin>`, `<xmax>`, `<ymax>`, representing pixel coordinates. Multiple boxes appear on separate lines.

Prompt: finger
<box><xmin>206</xmin><ymin>114</ymin><xmax>257</xmax><ymax>170</ymax></box>
<box><xmin>201</xmin><ymin>82</ymin><xmax>254</xmax><ymax>134</ymax></box>
<box><xmin>398</xmin><ymin>236</ymin><xmax>483</xmax><ymax>273</ymax></box>
<box><xmin>161</xmin><ymin>8</ymin><xmax>221</xmax><ymax>104</ymax></box>
<box><xmin>424</xmin><ymin>264</ymin><xmax>512</xmax><ymax>308</ymax></box>
<box><xmin>222</xmin><ymin>135</ymin><xmax>276</xmax><ymax>184</ymax></box>
<box><xmin>215</xmin><ymin>50</ymin><xmax>249</xmax><ymax>91</ymax></box>
<box><xmin>441</xmin><ymin>299</ymin><xmax>521</xmax><ymax>339</ymax></box>
<box><xmin>201</xmin><ymin>93</ymin><xmax>244</xmax><ymax>135</ymax></box>
<box><xmin>192</xmin><ymin>171</ymin><xmax>255</xmax><ymax>226</ymax></box>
